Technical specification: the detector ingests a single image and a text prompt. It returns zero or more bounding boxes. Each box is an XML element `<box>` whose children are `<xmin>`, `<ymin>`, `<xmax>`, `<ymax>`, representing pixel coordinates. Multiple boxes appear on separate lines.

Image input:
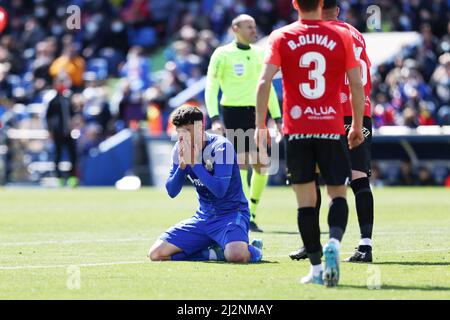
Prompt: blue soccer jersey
<box><xmin>166</xmin><ymin>132</ymin><xmax>248</xmax><ymax>216</ymax></box>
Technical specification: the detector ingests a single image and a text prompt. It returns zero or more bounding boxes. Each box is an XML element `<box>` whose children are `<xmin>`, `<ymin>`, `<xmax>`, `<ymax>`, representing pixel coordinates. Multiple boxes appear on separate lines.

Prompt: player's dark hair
<box><xmin>171</xmin><ymin>105</ymin><xmax>204</xmax><ymax>127</ymax></box>
<box><xmin>296</xmin><ymin>0</ymin><xmax>321</xmax><ymax>12</ymax></box>
<box><xmin>323</xmin><ymin>0</ymin><xmax>338</xmax><ymax>9</ymax></box>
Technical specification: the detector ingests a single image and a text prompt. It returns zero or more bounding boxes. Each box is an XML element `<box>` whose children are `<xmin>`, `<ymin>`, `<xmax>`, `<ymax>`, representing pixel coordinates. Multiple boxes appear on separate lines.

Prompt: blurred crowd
<box><xmin>371</xmin><ymin>160</ymin><xmax>450</xmax><ymax>187</ymax></box>
<box><xmin>0</xmin><ymin>0</ymin><xmax>449</xmax><ymax>185</ymax></box>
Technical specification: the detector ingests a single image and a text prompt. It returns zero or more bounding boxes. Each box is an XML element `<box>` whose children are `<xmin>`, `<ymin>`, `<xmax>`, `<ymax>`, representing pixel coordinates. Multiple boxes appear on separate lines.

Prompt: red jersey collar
<box><xmin>299</xmin><ymin>19</ymin><xmax>323</xmax><ymax>24</ymax></box>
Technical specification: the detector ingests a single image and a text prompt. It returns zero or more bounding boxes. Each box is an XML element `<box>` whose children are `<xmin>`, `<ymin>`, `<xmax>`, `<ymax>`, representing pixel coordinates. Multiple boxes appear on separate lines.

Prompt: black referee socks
<box><xmin>328</xmin><ymin>197</ymin><xmax>349</xmax><ymax>242</ymax></box>
<box><xmin>350</xmin><ymin>177</ymin><xmax>374</xmax><ymax>240</ymax></box>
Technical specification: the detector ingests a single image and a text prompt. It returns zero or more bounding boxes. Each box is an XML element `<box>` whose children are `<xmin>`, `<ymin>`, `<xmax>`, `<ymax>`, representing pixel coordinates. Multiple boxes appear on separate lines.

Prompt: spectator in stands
<box><xmin>0</xmin><ymin>63</ymin><xmax>13</xmax><ymax>106</ymax></box>
<box><xmin>104</xmin><ymin>18</ymin><xmax>130</xmax><ymax>55</ymax></box>
<box><xmin>402</xmin><ymin>105</ymin><xmax>420</xmax><ymax>128</ymax></box>
<box><xmin>69</xmin><ymin>92</ymin><xmax>103</xmax><ymax>156</ymax></box>
<box><xmin>158</xmin><ymin>61</ymin><xmax>186</xmax><ymax>100</ymax></box>
<box><xmin>81</xmin><ymin>13</ymin><xmax>111</xmax><ymax>60</ymax></box>
<box><xmin>20</xmin><ymin>17</ymin><xmax>46</xmax><ymax>51</ymax></box>
<box><xmin>418</xmin><ymin>101</ymin><xmax>436</xmax><ymax>126</ymax></box>
<box><xmin>45</xmin><ymin>74</ymin><xmax>79</xmax><ymax>187</ymax></box>
<box><xmin>117</xmin><ymin>80</ymin><xmax>147</xmax><ymax>128</ymax></box>
<box><xmin>438</xmin><ymin>105</ymin><xmax>450</xmax><ymax>125</ymax></box>
<box><xmin>30</xmin><ymin>40</ymin><xmax>55</xmax><ymax>91</ymax></box>
<box><xmin>119</xmin><ymin>46</ymin><xmax>151</xmax><ymax>92</ymax></box>
<box><xmin>437</xmin><ymin>21</ymin><xmax>450</xmax><ymax>55</ymax></box>
<box><xmin>431</xmin><ymin>53</ymin><xmax>450</xmax><ymax>111</ymax></box>
<box><xmin>120</xmin><ymin>0</ymin><xmax>151</xmax><ymax>25</ymax></box>
<box><xmin>372</xmin><ymin>92</ymin><xmax>397</xmax><ymax>128</ymax></box>
<box><xmin>395</xmin><ymin>161</ymin><xmax>416</xmax><ymax>186</ymax></box>
<box><xmin>416</xmin><ymin>166</ymin><xmax>436</xmax><ymax>186</ymax></box>
<box><xmin>0</xmin><ymin>35</ymin><xmax>23</xmax><ymax>75</ymax></box>
<box><xmin>81</xmin><ymin>73</ymin><xmax>112</xmax><ymax>137</ymax></box>
<box><xmin>420</xmin><ymin>23</ymin><xmax>439</xmax><ymax>53</ymax></box>
<box><xmin>415</xmin><ymin>45</ymin><xmax>438</xmax><ymax>82</ymax></box>
<box><xmin>196</xmin><ymin>30</ymin><xmax>219</xmax><ymax>70</ymax></box>
<box><xmin>370</xmin><ymin>164</ymin><xmax>384</xmax><ymax>187</ymax></box>
<box><xmin>171</xmin><ymin>40</ymin><xmax>200</xmax><ymax>82</ymax></box>
<box><xmin>49</xmin><ymin>43</ymin><xmax>85</xmax><ymax>91</ymax></box>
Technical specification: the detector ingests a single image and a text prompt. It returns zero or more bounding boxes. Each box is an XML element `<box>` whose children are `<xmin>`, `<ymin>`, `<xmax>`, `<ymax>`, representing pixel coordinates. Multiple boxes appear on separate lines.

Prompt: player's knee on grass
<box><xmin>224</xmin><ymin>242</ymin><xmax>250</xmax><ymax>263</ymax></box>
<box><xmin>148</xmin><ymin>245</ymin><xmax>168</xmax><ymax>261</ymax></box>
<box><xmin>148</xmin><ymin>247</ymin><xmax>166</xmax><ymax>261</ymax></box>
<box><xmin>148</xmin><ymin>250</ymin><xmax>164</xmax><ymax>261</ymax></box>
<box><xmin>148</xmin><ymin>240</ymin><xmax>180</xmax><ymax>261</ymax></box>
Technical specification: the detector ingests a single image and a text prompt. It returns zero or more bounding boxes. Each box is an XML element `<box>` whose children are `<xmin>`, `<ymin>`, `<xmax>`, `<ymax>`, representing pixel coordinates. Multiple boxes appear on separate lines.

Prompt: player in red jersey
<box><xmin>289</xmin><ymin>0</ymin><xmax>375</xmax><ymax>264</ymax></box>
<box><xmin>255</xmin><ymin>0</ymin><xmax>365</xmax><ymax>286</ymax></box>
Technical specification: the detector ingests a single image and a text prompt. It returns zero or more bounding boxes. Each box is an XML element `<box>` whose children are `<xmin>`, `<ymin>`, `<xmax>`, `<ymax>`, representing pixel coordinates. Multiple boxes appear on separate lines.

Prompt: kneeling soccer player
<box><xmin>148</xmin><ymin>105</ymin><xmax>263</xmax><ymax>263</ymax></box>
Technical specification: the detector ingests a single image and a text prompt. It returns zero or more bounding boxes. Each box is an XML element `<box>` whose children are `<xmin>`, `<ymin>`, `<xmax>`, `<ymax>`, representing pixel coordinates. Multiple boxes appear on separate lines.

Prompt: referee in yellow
<box><xmin>205</xmin><ymin>14</ymin><xmax>282</xmax><ymax>232</ymax></box>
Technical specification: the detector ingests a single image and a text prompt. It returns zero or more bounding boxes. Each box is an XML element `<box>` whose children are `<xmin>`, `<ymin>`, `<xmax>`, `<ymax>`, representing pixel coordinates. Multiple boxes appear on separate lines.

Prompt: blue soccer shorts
<box><xmin>159</xmin><ymin>210</ymin><xmax>250</xmax><ymax>256</ymax></box>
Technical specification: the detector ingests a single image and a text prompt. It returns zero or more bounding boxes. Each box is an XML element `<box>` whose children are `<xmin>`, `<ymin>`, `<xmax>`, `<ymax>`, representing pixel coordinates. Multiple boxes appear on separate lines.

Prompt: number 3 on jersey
<box><xmin>299</xmin><ymin>52</ymin><xmax>326</xmax><ymax>100</ymax></box>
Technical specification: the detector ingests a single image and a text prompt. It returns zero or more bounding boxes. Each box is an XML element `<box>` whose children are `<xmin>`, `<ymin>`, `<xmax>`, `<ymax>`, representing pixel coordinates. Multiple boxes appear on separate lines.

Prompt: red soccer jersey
<box><xmin>329</xmin><ymin>20</ymin><xmax>372</xmax><ymax>117</ymax></box>
<box><xmin>265</xmin><ymin>19</ymin><xmax>360</xmax><ymax>135</ymax></box>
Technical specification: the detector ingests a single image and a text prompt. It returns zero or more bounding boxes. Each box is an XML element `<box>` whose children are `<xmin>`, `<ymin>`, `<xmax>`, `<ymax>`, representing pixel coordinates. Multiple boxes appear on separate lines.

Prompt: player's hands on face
<box><xmin>178</xmin><ymin>136</ymin><xmax>187</xmax><ymax>169</ymax></box>
<box><xmin>347</xmin><ymin>126</ymin><xmax>364</xmax><ymax>150</ymax></box>
<box><xmin>211</xmin><ymin>120</ymin><xmax>225</xmax><ymax>136</ymax></box>
<box><xmin>193</xmin><ymin>142</ymin><xmax>201</xmax><ymax>165</ymax></box>
<box><xmin>192</xmin><ymin>121</ymin><xmax>203</xmax><ymax>164</ymax></box>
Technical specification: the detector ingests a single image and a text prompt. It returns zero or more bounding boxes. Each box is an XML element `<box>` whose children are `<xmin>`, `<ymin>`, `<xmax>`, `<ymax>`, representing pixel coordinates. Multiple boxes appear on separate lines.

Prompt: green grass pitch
<box><xmin>0</xmin><ymin>186</ymin><xmax>449</xmax><ymax>299</ymax></box>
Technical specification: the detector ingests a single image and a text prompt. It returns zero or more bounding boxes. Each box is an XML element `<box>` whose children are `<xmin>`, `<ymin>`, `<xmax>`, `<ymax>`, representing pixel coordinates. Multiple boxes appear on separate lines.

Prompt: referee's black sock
<box><xmin>328</xmin><ymin>197</ymin><xmax>349</xmax><ymax>242</ymax></box>
<box><xmin>351</xmin><ymin>177</ymin><xmax>374</xmax><ymax>251</ymax></box>
<box><xmin>297</xmin><ymin>207</ymin><xmax>322</xmax><ymax>265</ymax></box>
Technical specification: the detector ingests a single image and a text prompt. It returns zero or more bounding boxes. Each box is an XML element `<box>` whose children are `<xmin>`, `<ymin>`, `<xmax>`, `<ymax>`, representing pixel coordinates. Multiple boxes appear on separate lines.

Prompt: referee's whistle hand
<box><xmin>347</xmin><ymin>127</ymin><xmax>364</xmax><ymax>150</ymax></box>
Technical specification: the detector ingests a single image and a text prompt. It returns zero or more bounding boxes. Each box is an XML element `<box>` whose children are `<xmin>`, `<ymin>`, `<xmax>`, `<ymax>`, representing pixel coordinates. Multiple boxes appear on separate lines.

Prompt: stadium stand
<box><xmin>0</xmin><ymin>0</ymin><xmax>449</xmax><ymax>186</ymax></box>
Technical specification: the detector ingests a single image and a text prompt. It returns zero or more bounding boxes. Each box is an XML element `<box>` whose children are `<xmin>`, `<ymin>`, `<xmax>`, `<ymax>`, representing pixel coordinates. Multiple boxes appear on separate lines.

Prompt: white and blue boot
<box><xmin>301</xmin><ymin>270</ymin><xmax>324</xmax><ymax>285</ymax></box>
<box><xmin>323</xmin><ymin>240</ymin><xmax>340</xmax><ymax>287</ymax></box>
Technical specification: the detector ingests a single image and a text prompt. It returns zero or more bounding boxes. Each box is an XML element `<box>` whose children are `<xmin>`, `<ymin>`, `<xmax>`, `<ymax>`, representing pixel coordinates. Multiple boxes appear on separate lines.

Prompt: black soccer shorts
<box><xmin>343</xmin><ymin>116</ymin><xmax>372</xmax><ymax>177</ymax></box>
<box><xmin>222</xmin><ymin>106</ymin><xmax>256</xmax><ymax>153</ymax></box>
<box><xmin>284</xmin><ymin>134</ymin><xmax>351</xmax><ymax>186</ymax></box>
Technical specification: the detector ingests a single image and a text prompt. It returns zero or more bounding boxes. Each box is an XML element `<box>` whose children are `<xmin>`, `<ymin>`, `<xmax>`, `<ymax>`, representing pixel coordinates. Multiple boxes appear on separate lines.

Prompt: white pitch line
<box><xmin>1</xmin><ymin>230</ymin><xmax>448</xmax><ymax>247</ymax></box>
<box><xmin>0</xmin><ymin>238</ymin><xmax>151</xmax><ymax>247</ymax></box>
<box><xmin>0</xmin><ymin>260</ymin><xmax>146</xmax><ymax>270</ymax></box>
<box><xmin>0</xmin><ymin>248</ymin><xmax>448</xmax><ymax>271</ymax></box>
<box><xmin>382</xmin><ymin>248</ymin><xmax>450</xmax><ymax>253</ymax></box>
<box><xmin>265</xmin><ymin>248</ymin><xmax>450</xmax><ymax>258</ymax></box>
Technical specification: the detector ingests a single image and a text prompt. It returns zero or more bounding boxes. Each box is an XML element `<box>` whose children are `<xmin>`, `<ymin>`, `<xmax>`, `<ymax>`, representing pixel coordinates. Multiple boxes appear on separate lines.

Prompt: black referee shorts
<box><xmin>343</xmin><ymin>116</ymin><xmax>372</xmax><ymax>176</ymax></box>
<box><xmin>222</xmin><ymin>106</ymin><xmax>256</xmax><ymax>153</ymax></box>
<box><xmin>285</xmin><ymin>134</ymin><xmax>351</xmax><ymax>186</ymax></box>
